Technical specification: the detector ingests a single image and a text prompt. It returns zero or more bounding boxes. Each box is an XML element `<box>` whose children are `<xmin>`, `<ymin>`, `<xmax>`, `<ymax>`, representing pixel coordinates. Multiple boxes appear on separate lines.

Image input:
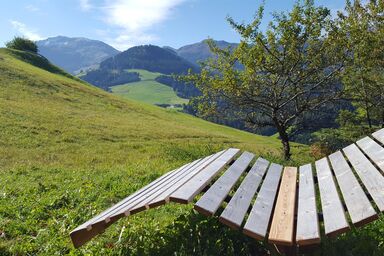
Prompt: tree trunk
<box><xmin>365</xmin><ymin>103</ymin><xmax>372</xmax><ymax>128</ymax></box>
<box><xmin>381</xmin><ymin>110</ymin><xmax>384</xmax><ymax>128</ymax></box>
<box><xmin>360</xmin><ymin>72</ymin><xmax>372</xmax><ymax>128</ymax></box>
<box><xmin>276</xmin><ymin>126</ymin><xmax>291</xmax><ymax>160</ymax></box>
<box><xmin>272</xmin><ymin>115</ymin><xmax>291</xmax><ymax>160</ymax></box>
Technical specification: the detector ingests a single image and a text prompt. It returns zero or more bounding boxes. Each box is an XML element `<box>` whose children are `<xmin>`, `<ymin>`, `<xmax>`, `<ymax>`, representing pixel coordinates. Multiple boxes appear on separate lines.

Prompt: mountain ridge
<box><xmin>37</xmin><ymin>36</ymin><xmax>120</xmax><ymax>74</ymax></box>
<box><xmin>175</xmin><ymin>39</ymin><xmax>239</xmax><ymax>65</ymax></box>
<box><xmin>80</xmin><ymin>44</ymin><xmax>200</xmax><ymax>90</ymax></box>
<box><xmin>36</xmin><ymin>36</ymin><xmax>238</xmax><ymax>75</ymax></box>
<box><xmin>99</xmin><ymin>44</ymin><xmax>199</xmax><ymax>74</ymax></box>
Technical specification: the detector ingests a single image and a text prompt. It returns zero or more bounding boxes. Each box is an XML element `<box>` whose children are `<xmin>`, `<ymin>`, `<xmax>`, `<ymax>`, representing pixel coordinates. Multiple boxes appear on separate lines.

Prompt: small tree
<box><xmin>183</xmin><ymin>0</ymin><xmax>345</xmax><ymax>159</ymax></box>
<box><xmin>5</xmin><ymin>36</ymin><xmax>38</xmax><ymax>53</ymax></box>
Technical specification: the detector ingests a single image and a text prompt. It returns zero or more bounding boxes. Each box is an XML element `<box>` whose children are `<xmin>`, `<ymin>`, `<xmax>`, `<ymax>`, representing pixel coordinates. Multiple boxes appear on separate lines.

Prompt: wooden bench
<box><xmin>70</xmin><ymin>129</ymin><xmax>384</xmax><ymax>249</ymax></box>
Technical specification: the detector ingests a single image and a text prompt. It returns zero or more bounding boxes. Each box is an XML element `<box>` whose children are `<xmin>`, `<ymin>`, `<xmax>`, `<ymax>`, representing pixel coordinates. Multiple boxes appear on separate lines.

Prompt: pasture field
<box><xmin>111</xmin><ymin>69</ymin><xmax>188</xmax><ymax>105</ymax></box>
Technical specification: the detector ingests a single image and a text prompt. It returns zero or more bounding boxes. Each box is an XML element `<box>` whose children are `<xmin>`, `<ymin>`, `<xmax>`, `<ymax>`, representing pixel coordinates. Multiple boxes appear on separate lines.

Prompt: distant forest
<box><xmin>80</xmin><ymin>69</ymin><xmax>140</xmax><ymax>90</ymax></box>
<box><xmin>155</xmin><ymin>75</ymin><xmax>201</xmax><ymax>99</ymax></box>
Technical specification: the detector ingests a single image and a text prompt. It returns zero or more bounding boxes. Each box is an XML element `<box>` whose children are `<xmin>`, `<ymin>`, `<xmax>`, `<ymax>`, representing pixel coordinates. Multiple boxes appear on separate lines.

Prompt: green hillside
<box><xmin>111</xmin><ymin>69</ymin><xmax>188</xmax><ymax>105</ymax></box>
<box><xmin>0</xmin><ymin>48</ymin><xmax>310</xmax><ymax>255</ymax></box>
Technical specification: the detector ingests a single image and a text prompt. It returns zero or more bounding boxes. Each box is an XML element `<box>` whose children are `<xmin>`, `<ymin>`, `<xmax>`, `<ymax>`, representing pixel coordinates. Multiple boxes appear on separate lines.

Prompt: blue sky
<box><xmin>1</xmin><ymin>0</ymin><xmax>346</xmax><ymax>51</ymax></box>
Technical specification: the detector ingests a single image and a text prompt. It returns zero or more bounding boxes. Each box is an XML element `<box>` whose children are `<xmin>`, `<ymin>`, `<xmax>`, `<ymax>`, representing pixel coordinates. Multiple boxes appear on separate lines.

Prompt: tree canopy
<box><xmin>339</xmin><ymin>0</ymin><xmax>384</xmax><ymax>128</ymax></box>
<box><xmin>183</xmin><ymin>0</ymin><xmax>345</xmax><ymax>159</ymax></box>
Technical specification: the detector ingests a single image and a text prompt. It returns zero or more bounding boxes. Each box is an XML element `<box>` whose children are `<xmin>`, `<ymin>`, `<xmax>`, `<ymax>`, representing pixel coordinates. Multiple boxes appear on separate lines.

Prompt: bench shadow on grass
<box><xmin>118</xmin><ymin>211</ymin><xmax>384</xmax><ymax>256</ymax></box>
<box><xmin>120</xmin><ymin>209</ymin><xmax>270</xmax><ymax>256</ymax></box>
<box><xmin>318</xmin><ymin>215</ymin><xmax>384</xmax><ymax>256</ymax></box>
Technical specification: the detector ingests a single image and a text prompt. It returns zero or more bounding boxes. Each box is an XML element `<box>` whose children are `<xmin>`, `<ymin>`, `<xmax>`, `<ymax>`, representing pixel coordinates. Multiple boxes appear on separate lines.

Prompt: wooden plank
<box><xmin>329</xmin><ymin>151</ymin><xmax>377</xmax><ymax>226</ymax></box>
<box><xmin>243</xmin><ymin>163</ymin><xmax>283</xmax><ymax>240</ymax></box>
<box><xmin>132</xmin><ymin>151</ymin><xmax>225</xmax><ymax>211</ymax></box>
<box><xmin>71</xmin><ymin>165</ymin><xmax>181</xmax><ymax>233</ymax></box>
<box><xmin>70</xmin><ymin>151</ymin><xmax>225</xmax><ymax>248</ymax></box>
<box><xmin>194</xmin><ymin>152</ymin><xmax>255</xmax><ymax>216</ymax></box>
<box><xmin>357</xmin><ymin>136</ymin><xmax>384</xmax><ymax>173</ymax></box>
<box><xmin>296</xmin><ymin>164</ymin><xmax>320</xmax><ymax>246</ymax></box>
<box><xmin>169</xmin><ymin>148</ymin><xmax>240</xmax><ymax>204</ymax></box>
<box><xmin>70</xmin><ymin>160</ymin><xmax>200</xmax><ymax>247</ymax></box>
<box><xmin>268</xmin><ymin>167</ymin><xmax>297</xmax><ymax>246</ymax></box>
<box><xmin>372</xmin><ymin>128</ymin><xmax>384</xmax><ymax>144</ymax></box>
<box><xmin>219</xmin><ymin>158</ymin><xmax>269</xmax><ymax>229</ymax></box>
<box><xmin>105</xmin><ymin>151</ymin><xmax>223</xmax><ymax>219</ymax></box>
<box><xmin>343</xmin><ymin>144</ymin><xmax>384</xmax><ymax>212</ymax></box>
<box><xmin>315</xmin><ymin>157</ymin><xmax>349</xmax><ymax>236</ymax></box>
<box><xmin>69</xmin><ymin>161</ymin><xmax>190</xmax><ymax>248</ymax></box>
<box><xmin>95</xmin><ymin>159</ymin><xmax>201</xmax><ymax>222</ymax></box>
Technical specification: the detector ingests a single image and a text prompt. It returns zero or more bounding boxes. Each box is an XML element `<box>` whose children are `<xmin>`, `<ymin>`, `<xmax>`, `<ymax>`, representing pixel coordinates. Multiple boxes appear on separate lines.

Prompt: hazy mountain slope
<box><xmin>37</xmin><ymin>36</ymin><xmax>119</xmax><ymax>74</ymax></box>
<box><xmin>176</xmin><ymin>40</ymin><xmax>238</xmax><ymax>65</ymax></box>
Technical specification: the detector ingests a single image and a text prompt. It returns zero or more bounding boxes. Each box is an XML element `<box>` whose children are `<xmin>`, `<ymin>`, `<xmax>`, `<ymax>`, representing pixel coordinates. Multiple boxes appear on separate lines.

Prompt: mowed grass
<box><xmin>0</xmin><ymin>48</ymin><xmax>311</xmax><ymax>255</ymax></box>
<box><xmin>111</xmin><ymin>69</ymin><xmax>188</xmax><ymax>105</ymax></box>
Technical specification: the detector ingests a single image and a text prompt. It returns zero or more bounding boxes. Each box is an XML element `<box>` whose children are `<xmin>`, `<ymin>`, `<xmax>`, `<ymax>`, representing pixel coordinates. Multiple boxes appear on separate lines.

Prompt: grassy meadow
<box><xmin>0</xmin><ymin>48</ymin><xmax>308</xmax><ymax>255</ymax></box>
<box><xmin>110</xmin><ymin>69</ymin><xmax>188</xmax><ymax>105</ymax></box>
<box><xmin>0</xmin><ymin>48</ymin><xmax>383</xmax><ymax>255</ymax></box>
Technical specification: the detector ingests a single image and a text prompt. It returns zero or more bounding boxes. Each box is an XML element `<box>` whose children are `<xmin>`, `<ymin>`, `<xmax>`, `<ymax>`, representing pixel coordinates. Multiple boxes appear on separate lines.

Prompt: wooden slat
<box><xmin>71</xmin><ymin>164</ymin><xmax>182</xmax><ymax>233</ymax></box>
<box><xmin>372</xmin><ymin>128</ymin><xmax>384</xmax><ymax>144</ymax></box>
<box><xmin>70</xmin><ymin>151</ymin><xmax>225</xmax><ymax>248</ymax></box>
<box><xmin>296</xmin><ymin>164</ymin><xmax>320</xmax><ymax>246</ymax></box>
<box><xmin>357</xmin><ymin>136</ymin><xmax>384</xmax><ymax>172</ymax></box>
<box><xmin>243</xmin><ymin>163</ymin><xmax>283</xmax><ymax>240</ymax></box>
<box><xmin>329</xmin><ymin>151</ymin><xmax>377</xmax><ymax>226</ymax></box>
<box><xmin>70</xmin><ymin>160</ymin><xmax>199</xmax><ymax>248</ymax></box>
<box><xmin>96</xmin><ymin>159</ymin><xmax>201</xmax><ymax>221</ymax></box>
<box><xmin>194</xmin><ymin>152</ymin><xmax>255</xmax><ymax>216</ymax></box>
<box><xmin>269</xmin><ymin>167</ymin><xmax>297</xmax><ymax>246</ymax></box>
<box><xmin>105</xmin><ymin>151</ymin><xmax>223</xmax><ymax>219</ymax></box>
<box><xmin>315</xmin><ymin>157</ymin><xmax>349</xmax><ymax>236</ymax></box>
<box><xmin>169</xmin><ymin>148</ymin><xmax>240</xmax><ymax>204</ymax></box>
<box><xmin>343</xmin><ymin>144</ymin><xmax>384</xmax><ymax>211</ymax></box>
<box><xmin>219</xmin><ymin>158</ymin><xmax>269</xmax><ymax>229</ymax></box>
<box><xmin>134</xmin><ymin>151</ymin><xmax>224</xmax><ymax>211</ymax></box>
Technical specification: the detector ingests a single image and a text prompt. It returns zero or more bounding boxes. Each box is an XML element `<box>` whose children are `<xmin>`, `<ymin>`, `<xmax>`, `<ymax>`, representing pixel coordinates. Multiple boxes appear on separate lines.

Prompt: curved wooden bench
<box><xmin>70</xmin><ymin>129</ymin><xmax>384</xmax><ymax>248</ymax></box>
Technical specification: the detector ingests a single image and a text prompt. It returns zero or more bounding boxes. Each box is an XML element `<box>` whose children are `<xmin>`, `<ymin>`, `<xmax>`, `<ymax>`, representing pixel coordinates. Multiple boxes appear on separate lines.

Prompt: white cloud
<box><xmin>106</xmin><ymin>33</ymin><xmax>159</xmax><ymax>50</ymax></box>
<box><xmin>77</xmin><ymin>0</ymin><xmax>187</xmax><ymax>50</ymax></box>
<box><xmin>104</xmin><ymin>0</ymin><xmax>185</xmax><ymax>32</ymax></box>
<box><xmin>79</xmin><ymin>0</ymin><xmax>92</xmax><ymax>11</ymax></box>
<box><xmin>101</xmin><ymin>0</ymin><xmax>186</xmax><ymax>50</ymax></box>
<box><xmin>10</xmin><ymin>20</ymin><xmax>44</xmax><ymax>41</ymax></box>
